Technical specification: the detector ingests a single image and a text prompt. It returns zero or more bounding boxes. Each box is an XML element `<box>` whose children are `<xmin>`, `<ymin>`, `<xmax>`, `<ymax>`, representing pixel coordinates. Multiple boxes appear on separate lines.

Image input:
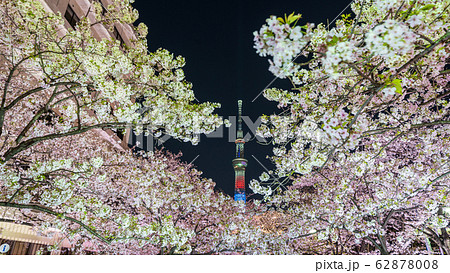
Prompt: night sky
<box><xmin>131</xmin><ymin>0</ymin><xmax>352</xmax><ymax>197</ymax></box>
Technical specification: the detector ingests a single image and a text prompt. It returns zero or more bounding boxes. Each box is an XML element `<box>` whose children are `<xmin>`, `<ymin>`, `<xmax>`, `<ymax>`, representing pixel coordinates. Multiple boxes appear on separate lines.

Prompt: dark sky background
<box><xmin>131</xmin><ymin>0</ymin><xmax>352</xmax><ymax>198</ymax></box>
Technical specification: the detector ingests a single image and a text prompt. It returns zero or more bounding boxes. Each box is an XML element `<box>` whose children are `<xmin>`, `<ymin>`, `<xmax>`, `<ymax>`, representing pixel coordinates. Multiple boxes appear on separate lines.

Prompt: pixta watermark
<box><xmin>129</xmin><ymin>116</ymin><xmax>267</xmax><ymax>151</ymax></box>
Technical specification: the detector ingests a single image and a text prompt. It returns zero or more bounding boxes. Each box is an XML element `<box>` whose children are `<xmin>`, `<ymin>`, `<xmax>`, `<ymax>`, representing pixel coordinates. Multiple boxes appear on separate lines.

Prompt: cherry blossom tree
<box><xmin>252</xmin><ymin>0</ymin><xmax>450</xmax><ymax>254</ymax></box>
<box><xmin>0</xmin><ymin>0</ymin><xmax>230</xmax><ymax>254</ymax></box>
<box><xmin>0</xmin><ymin>0</ymin><xmax>222</xmax><ymax>163</ymax></box>
<box><xmin>1</xmin><ymin>127</ymin><xmax>249</xmax><ymax>254</ymax></box>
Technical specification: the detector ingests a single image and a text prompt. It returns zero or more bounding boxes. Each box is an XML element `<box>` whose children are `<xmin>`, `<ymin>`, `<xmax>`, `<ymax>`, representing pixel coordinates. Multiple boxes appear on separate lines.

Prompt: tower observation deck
<box><xmin>232</xmin><ymin>100</ymin><xmax>248</xmax><ymax>202</ymax></box>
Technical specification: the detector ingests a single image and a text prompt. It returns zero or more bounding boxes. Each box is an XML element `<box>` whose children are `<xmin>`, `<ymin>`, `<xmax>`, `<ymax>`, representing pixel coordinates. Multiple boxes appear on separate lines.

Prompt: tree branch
<box><xmin>2</xmin><ymin>122</ymin><xmax>132</xmax><ymax>161</ymax></box>
<box><xmin>0</xmin><ymin>202</ymin><xmax>111</xmax><ymax>244</ymax></box>
<box><xmin>395</xmin><ymin>31</ymin><xmax>450</xmax><ymax>76</ymax></box>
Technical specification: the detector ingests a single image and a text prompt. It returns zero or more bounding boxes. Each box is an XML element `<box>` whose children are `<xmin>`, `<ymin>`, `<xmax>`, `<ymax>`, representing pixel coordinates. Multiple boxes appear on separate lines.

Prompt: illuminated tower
<box><xmin>232</xmin><ymin>100</ymin><xmax>248</xmax><ymax>202</ymax></box>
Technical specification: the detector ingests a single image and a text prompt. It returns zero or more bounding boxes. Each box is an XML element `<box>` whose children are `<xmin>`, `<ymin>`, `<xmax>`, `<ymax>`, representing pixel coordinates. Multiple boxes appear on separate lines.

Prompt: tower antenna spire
<box><xmin>238</xmin><ymin>100</ymin><xmax>243</xmax><ymax>132</ymax></box>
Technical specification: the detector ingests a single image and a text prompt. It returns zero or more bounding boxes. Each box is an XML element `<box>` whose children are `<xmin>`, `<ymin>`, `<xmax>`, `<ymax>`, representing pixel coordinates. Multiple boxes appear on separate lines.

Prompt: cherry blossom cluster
<box><xmin>323</xmin><ymin>41</ymin><xmax>359</xmax><ymax>79</ymax></box>
<box><xmin>249</xmin><ymin>179</ymin><xmax>272</xmax><ymax>197</ymax></box>
<box><xmin>253</xmin><ymin>15</ymin><xmax>309</xmax><ymax>78</ymax></box>
<box><xmin>365</xmin><ymin>19</ymin><xmax>417</xmax><ymax>67</ymax></box>
<box><xmin>252</xmin><ymin>0</ymin><xmax>450</xmax><ymax>254</ymax></box>
<box><xmin>320</xmin><ymin>109</ymin><xmax>351</xmax><ymax>146</ymax></box>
